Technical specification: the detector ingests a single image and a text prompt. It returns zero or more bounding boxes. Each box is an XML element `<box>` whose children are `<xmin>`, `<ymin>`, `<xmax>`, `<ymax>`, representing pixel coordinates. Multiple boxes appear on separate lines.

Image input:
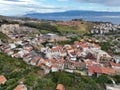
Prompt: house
<box><xmin>64</xmin><ymin>69</ymin><xmax>74</xmax><ymax>73</ymax></box>
<box><xmin>15</xmin><ymin>40</ymin><xmax>23</xmax><ymax>45</ymax></box>
<box><xmin>64</xmin><ymin>45</ymin><xmax>72</xmax><ymax>50</ymax></box>
<box><xmin>88</xmin><ymin>65</ymin><xmax>102</xmax><ymax>77</ymax></box>
<box><xmin>110</xmin><ymin>62</ymin><xmax>120</xmax><ymax>70</ymax></box>
<box><xmin>88</xmin><ymin>64</ymin><xmax>115</xmax><ymax>76</ymax></box>
<box><xmin>85</xmin><ymin>59</ymin><xmax>93</xmax><ymax>66</ymax></box>
<box><xmin>59</xmin><ymin>50</ymin><xmax>67</xmax><ymax>57</ymax></box>
<box><xmin>17</xmin><ymin>50</ymin><xmax>29</xmax><ymax>58</ymax></box>
<box><xmin>24</xmin><ymin>46</ymin><xmax>33</xmax><ymax>51</ymax></box>
<box><xmin>46</xmin><ymin>33</ymin><xmax>58</xmax><ymax>40</ymax></box>
<box><xmin>42</xmin><ymin>65</ymin><xmax>51</xmax><ymax>74</ymax></box>
<box><xmin>115</xmin><ymin>48</ymin><xmax>120</xmax><ymax>53</ymax></box>
<box><xmin>69</xmin><ymin>52</ymin><xmax>77</xmax><ymax>61</ymax></box>
<box><xmin>113</xmin><ymin>56</ymin><xmax>120</xmax><ymax>63</ymax></box>
<box><xmin>96</xmin><ymin>50</ymin><xmax>112</xmax><ymax>62</ymax></box>
<box><xmin>9</xmin><ymin>43</ymin><xmax>16</xmax><ymax>49</ymax></box>
<box><xmin>36</xmin><ymin>58</ymin><xmax>44</xmax><ymax>67</ymax></box>
<box><xmin>30</xmin><ymin>56</ymin><xmax>41</xmax><ymax>66</ymax></box>
<box><xmin>43</xmin><ymin>60</ymin><xmax>52</xmax><ymax>68</ymax></box>
<box><xmin>101</xmin><ymin>67</ymin><xmax>115</xmax><ymax>75</ymax></box>
<box><xmin>0</xmin><ymin>75</ymin><xmax>7</xmax><ymax>84</ymax></box>
<box><xmin>14</xmin><ymin>83</ymin><xmax>27</xmax><ymax>90</ymax></box>
<box><xmin>56</xmin><ymin>84</ymin><xmax>65</xmax><ymax>90</ymax></box>
<box><xmin>12</xmin><ymin>53</ymin><xmax>19</xmax><ymax>58</ymax></box>
<box><xmin>45</xmin><ymin>46</ymin><xmax>67</xmax><ymax>59</ymax></box>
<box><xmin>106</xmin><ymin>84</ymin><xmax>120</xmax><ymax>90</ymax></box>
<box><xmin>51</xmin><ymin>65</ymin><xmax>59</xmax><ymax>72</ymax></box>
<box><xmin>74</xmin><ymin>62</ymin><xmax>86</xmax><ymax>70</ymax></box>
<box><xmin>79</xmin><ymin>42</ymin><xmax>88</xmax><ymax>52</ymax></box>
<box><xmin>7</xmin><ymin>50</ymin><xmax>14</xmax><ymax>56</ymax></box>
<box><xmin>57</xmin><ymin>58</ymin><xmax>65</xmax><ymax>70</ymax></box>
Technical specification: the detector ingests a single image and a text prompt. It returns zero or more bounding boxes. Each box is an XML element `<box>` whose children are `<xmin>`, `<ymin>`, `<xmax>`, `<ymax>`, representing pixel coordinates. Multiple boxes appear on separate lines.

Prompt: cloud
<box><xmin>0</xmin><ymin>0</ymin><xmax>69</xmax><ymax>15</ymax></box>
<box><xmin>4</xmin><ymin>0</ymin><xmax>21</xmax><ymax>2</ymax></box>
<box><xmin>75</xmin><ymin>0</ymin><xmax>120</xmax><ymax>6</ymax></box>
<box><xmin>0</xmin><ymin>0</ymin><xmax>120</xmax><ymax>16</ymax></box>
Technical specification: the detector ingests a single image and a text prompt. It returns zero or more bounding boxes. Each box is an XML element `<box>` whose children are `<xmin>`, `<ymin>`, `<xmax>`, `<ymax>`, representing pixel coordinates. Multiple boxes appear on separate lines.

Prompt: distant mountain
<box><xmin>23</xmin><ymin>10</ymin><xmax>120</xmax><ymax>24</ymax></box>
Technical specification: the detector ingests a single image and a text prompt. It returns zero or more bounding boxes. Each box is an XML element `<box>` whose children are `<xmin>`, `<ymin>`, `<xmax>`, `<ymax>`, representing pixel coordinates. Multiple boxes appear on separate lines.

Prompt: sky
<box><xmin>0</xmin><ymin>0</ymin><xmax>120</xmax><ymax>16</ymax></box>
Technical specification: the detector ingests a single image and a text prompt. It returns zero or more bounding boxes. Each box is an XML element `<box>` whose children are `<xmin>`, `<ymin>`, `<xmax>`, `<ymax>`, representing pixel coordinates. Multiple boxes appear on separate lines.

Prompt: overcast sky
<box><xmin>0</xmin><ymin>0</ymin><xmax>120</xmax><ymax>16</ymax></box>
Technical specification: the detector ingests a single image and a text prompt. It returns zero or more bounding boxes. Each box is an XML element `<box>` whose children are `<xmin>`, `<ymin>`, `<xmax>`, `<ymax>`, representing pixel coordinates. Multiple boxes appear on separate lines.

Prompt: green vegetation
<box><xmin>0</xmin><ymin>32</ymin><xmax>9</xmax><ymax>42</ymax></box>
<box><xmin>57</xmin><ymin>36</ymin><xmax>79</xmax><ymax>45</ymax></box>
<box><xmin>114</xmin><ymin>52</ymin><xmax>120</xmax><ymax>56</ymax></box>
<box><xmin>99</xmin><ymin>42</ymin><xmax>112</xmax><ymax>52</ymax></box>
<box><xmin>35</xmin><ymin>72</ymin><xmax>106</xmax><ymax>90</ymax></box>
<box><xmin>0</xmin><ymin>19</ymin><xmax>19</xmax><ymax>26</ymax></box>
<box><xmin>54</xmin><ymin>23</ymin><xmax>90</xmax><ymax>34</ymax></box>
<box><xmin>0</xmin><ymin>53</ymin><xmax>43</xmax><ymax>90</ymax></box>
<box><xmin>23</xmin><ymin>21</ymin><xmax>92</xmax><ymax>35</ymax></box>
<box><xmin>0</xmin><ymin>52</ymin><xmax>120</xmax><ymax>90</ymax></box>
<box><xmin>56</xmin><ymin>25</ymin><xmax>86</xmax><ymax>34</ymax></box>
<box><xmin>23</xmin><ymin>22</ymin><xmax>60</xmax><ymax>34</ymax></box>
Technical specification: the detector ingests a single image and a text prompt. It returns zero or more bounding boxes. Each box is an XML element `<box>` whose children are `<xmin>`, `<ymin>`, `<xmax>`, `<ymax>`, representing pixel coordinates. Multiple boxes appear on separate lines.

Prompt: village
<box><xmin>0</xmin><ymin>23</ymin><xmax>120</xmax><ymax>90</ymax></box>
<box><xmin>90</xmin><ymin>22</ymin><xmax>120</xmax><ymax>35</ymax></box>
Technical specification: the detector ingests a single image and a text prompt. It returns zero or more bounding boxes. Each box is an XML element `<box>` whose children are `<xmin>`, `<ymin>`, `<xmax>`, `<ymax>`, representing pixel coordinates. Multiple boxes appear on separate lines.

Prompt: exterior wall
<box><xmin>46</xmin><ymin>50</ymin><xmax>66</xmax><ymax>59</ymax></box>
<box><xmin>51</xmin><ymin>68</ymin><xmax>59</xmax><ymax>72</ymax></box>
<box><xmin>106</xmin><ymin>85</ymin><xmax>120</xmax><ymax>90</ymax></box>
<box><xmin>112</xmin><ymin>66</ymin><xmax>120</xmax><ymax>70</ymax></box>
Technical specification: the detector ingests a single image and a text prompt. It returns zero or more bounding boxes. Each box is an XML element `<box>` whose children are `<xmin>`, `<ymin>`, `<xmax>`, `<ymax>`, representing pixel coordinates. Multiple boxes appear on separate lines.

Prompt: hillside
<box><xmin>0</xmin><ymin>52</ymin><xmax>118</xmax><ymax>90</ymax></box>
<box><xmin>0</xmin><ymin>53</ymin><xmax>106</xmax><ymax>90</ymax></box>
<box><xmin>23</xmin><ymin>20</ymin><xmax>93</xmax><ymax>34</ymax></box>
<box><xmin>0</xmin><ymin>53</ymin><xmax>44</xmax><ymax>90</ymax></box>
<box><xmin>0</xmin><ymin>32</ymin><xmax>10</xmax><ymax>42</ymax></box>
<box><xmin>54</xmin><ymin>21</ymin><xmax>93</xmax><ymax>34</ymax></box>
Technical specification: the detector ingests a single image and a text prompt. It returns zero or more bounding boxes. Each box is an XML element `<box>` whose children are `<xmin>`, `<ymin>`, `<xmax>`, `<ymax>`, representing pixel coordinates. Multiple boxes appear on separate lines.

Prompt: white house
<box><xmin>110</xmin><ymin>62</ymin><xmax>120</xmax><ymax>70</ymax></box>
<box><xmin>45</xmin><ymin>46</ymin><xmax>67</xmax><ymax>59</ymax></box>
<box><xmin>9</xmin><ymin>43</ymin><xmax>16</xmax><ymax>49</ymax></box>
<box><xmin>51</xmin><ymin>65</ymin><xmax>59</xmax><ymax>72</ymax></box>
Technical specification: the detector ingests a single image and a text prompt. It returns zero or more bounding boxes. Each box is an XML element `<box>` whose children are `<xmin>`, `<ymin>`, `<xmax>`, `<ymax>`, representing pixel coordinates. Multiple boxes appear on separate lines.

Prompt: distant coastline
<box><xmin>23</xmin><ymin>10</ymin><xmax>120</xmax><ymax>24</ymax></box>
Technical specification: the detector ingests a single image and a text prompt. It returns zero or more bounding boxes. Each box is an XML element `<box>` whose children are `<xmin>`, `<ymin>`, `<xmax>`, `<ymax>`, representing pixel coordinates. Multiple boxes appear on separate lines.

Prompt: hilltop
<box><xmin>0</xmin><ymin>16</ymin><xmax>94</xmax><ymax>35</ymax></box>
<box><xmin>23</xmin><ymin>19</ymin><xmax>94</xmax><ymax>34</ymax></box>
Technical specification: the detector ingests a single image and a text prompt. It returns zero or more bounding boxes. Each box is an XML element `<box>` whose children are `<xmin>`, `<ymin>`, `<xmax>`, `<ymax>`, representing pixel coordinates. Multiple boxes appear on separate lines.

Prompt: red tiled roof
<box><xmin>37</xmin><ymin>61</ymin><xmax>42</xmax><ymax>66</ymax></box>
<box><xmin>52</xmin><ymin>65</ymin><xmax>58</xmax><ymax>69</ymax></box>
<box><xmin>74</xmin><ymin>62</ymin><xmax>86</xmax><ymax>67</ymax></box>
<box><xmin>56</xmin><ymin>84</ymin><xmax>65</xmax><ymax>90</ymax></box>
<box><xmin>80</xmin><ymin>43</ymin><xmax>87</xmax><ymax>48</ymax></box>
<box><xmin>93</xmin><ymin>43</ymin><xmax>101</xmax><ymax>48</ymax></box>
<box><xmin>23</xmin><ymin>53</ymin><xmax>31</xmax><ymax>57</ymax></box>
<box><xmin>110</xmin><ymin>62</ymin><xmax>120</xmax><ymax>67</ymax></box>
<box><xmin>0</xmin><ymin>75</ymin><xmax>7</xmax><ymax>84</ymax></box>
<box><xmin>101</xmin><ymin>67</ymin><xmax>115</xmax><ymax>75</ymax></box>
<box><xmin>60</xmin><ymin>50</ymin><xmax>66</xmax><ymax>54</ymax></box>
<box><xmin>31</xmin><ymin>56</ymin><xmax>41</xmax><ymax>63</ymax></box>
<box><xmin>88</xmin><ymin>65</ymin><xmax>101</xmax><ymax>73</ymax></box>
<box><xmin>88</xmin><ymin>65</ymin><xmax>115</xmax><ymax>75</ymax></box>
<box><xmin>74</xmin><ymin>41</ymin><xmax>79</xmax><ymax>45</ymax></box>
<box><xmin>50</xmin><ymin>59</ymin><xmax>56</xmax><ymax>63</ymax></box>
<box><xmin>51</xmin><ymin>46</ymin><xmax>62</xmax><ymax>51</ymax></box>
<box><xmin>58</xmin><ymin>59</ymin><xmax>65</xmax><ymax>63</ymax></box>
<box><xmin>14</xmin><ymin>84</ymin><xmax>27</xmax><ymax>90</ymax></box>
<box><xmin>85</xmin><ymin>60</ymin><xmax>92</xmax><ymax>65</ymax></box>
